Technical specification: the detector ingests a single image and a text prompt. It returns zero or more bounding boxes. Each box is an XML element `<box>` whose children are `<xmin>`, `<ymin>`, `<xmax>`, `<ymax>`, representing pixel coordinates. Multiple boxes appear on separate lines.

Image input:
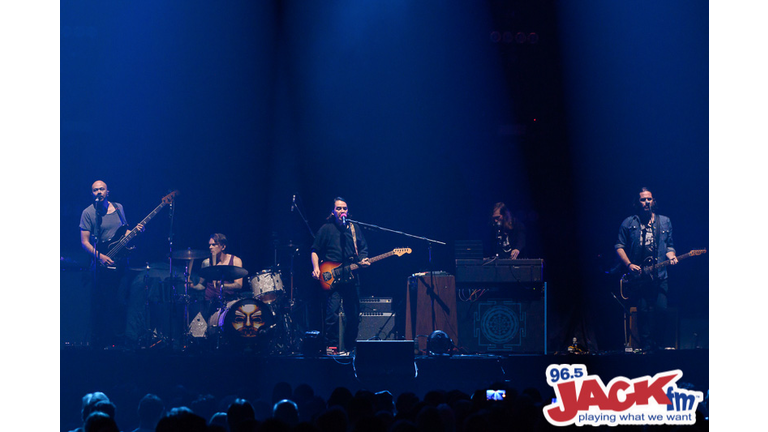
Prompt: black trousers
<box><xmin>634</xmin><ymin>278</ymin><xmax>669</xmax><ymax>349</ymax></box>
<box><xmin>324</xmin><ymin>280</ymin><xmax>360</xmax><ymax>351</ymax></box>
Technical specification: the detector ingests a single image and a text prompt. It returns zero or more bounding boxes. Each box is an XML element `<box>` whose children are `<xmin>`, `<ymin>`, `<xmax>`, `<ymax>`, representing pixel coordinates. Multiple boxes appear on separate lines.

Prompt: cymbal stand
<box><xmin>167</xmin><ymin>198</ymin><xmax>177</xmax><ymax>349</ymax></box>
<box><xmin>179</xmin><ymin>260</ymin><xmax>194</xmax><ymax>338</ymax></box>
<box><xmin>137</xmin><ymin>264</ymin><xmax>154</xmax><ymax>348</ymax></box>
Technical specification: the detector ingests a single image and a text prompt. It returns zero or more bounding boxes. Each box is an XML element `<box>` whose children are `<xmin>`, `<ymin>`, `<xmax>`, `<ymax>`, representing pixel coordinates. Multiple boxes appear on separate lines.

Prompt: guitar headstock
<box><xmin>689</xmin><ymin>249</ymin><xmax>707</xmax><ymax>256</ymax></box>
<box><xmin>163</xmin><ymin>190</ymin><xmax>180</xmax><ymax>204</ymax></box>
<box><xmin>393</xmin><ymin>248</ymin><xmax>412</xmax><ymax>257</ymax></box>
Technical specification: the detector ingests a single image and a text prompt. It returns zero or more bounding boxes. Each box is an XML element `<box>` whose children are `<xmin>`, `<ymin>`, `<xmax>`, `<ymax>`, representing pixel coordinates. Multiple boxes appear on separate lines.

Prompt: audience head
<box><xmin>137</xmin><ymin>393</ymin><xmax>165</xmax><ymax>428</ymax></box>
<box><xmin>227</xmin><ymin>398</ymin><xmax>256</xmax><ymax>432</ymax></box>
<box><xmin>273</xmin><ymin>399</ymin><xmax>300</xmax><ymax>428</ymax></box>
<box><xmin>84</xmin><ymin>411</ymin><xmax>119</xmax><ymax>432</ymax></box>
<box><xmin>92</xmin><ymin>400</ymin><xmax>116</xmax><ymax>419</ymax></box>
<box><xmin>81</xmin><ymin>392</ymin><xmax>110</xmax><ymax>422</ymax></box>
<box><xmin>315</xmin><ymin>405</ymin><xmax>348</xmax><ymax>432</ymax></box>
<box><xmin>155</xmin><ymin>407</ymin><xmax>207</xmax><ymax>432</ymax></box>
<box><xmin>208</xmin><ymin>412</ymin><xmax>228</xmax><ymax>431</ymax></box>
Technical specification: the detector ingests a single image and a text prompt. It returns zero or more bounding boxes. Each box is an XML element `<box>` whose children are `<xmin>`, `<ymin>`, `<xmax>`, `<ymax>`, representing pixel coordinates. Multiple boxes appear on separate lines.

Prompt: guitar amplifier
<box><xmin>360</xmin><ymin>297</ymin><xmax>393</xmax><ymax>313</ymax></box>
<box><xmin>358</xmin><ymin>312</ymin><xmax>396</xmax><ymax>341</ymax></box>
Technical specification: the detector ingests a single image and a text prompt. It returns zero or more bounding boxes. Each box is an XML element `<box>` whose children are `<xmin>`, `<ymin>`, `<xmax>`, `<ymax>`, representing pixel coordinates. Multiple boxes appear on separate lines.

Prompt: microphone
<box><xmin>341</xmin><ymin>215</ymin><xmax>348</xmax><ymax>226</ymax></box>
<box><xmin>291</xmin><ymin>194</ymin><xmax>295</xmax><ymax>212</ymax></box>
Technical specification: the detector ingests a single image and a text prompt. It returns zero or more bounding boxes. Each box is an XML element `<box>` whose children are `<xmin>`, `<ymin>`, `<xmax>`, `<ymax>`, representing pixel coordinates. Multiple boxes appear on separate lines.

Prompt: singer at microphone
<box><xmin>310</xmin><ymin>196</ymin><xmax>371</xmax><ymax>355</ymax></box>
<box><xmin>79</xmin><ymin>180</ymin><xmax>144</xmax><ymax>349</ymax></box>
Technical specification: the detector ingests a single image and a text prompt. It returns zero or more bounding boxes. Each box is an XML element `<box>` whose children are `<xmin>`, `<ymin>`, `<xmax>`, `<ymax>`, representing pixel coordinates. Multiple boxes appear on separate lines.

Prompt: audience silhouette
<box><xmin>63</xmin><ymin>380</ymin><xmax>708</xmax><ymax>432</ymax></box>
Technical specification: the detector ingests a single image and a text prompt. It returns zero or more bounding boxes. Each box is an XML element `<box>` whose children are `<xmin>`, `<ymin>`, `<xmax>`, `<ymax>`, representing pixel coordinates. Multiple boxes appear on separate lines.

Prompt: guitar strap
<box><xmin>349</xmin><ymin>223</ymin><xmax>359</xmax><ymax>257</ymax></box>
<box><xmin>113</xmin><ymin>202</ymin><xmax>128</xmax><ymax>227</ymax></box>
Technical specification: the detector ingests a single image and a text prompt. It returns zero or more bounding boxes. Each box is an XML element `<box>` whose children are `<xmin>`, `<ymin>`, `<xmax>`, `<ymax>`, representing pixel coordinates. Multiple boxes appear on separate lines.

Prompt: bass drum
<box><xmin>209</xmin><ymin>298</ymin><xmax>275</xmax><ymax>352</ymax></box>
<box><xmin>250</xmin><ymin>269</ymin><xmax>284</xmax><ymax>304</ymax></box>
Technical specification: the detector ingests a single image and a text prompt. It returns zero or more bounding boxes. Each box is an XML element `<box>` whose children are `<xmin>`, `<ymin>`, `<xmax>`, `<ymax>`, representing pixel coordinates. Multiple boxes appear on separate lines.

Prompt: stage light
<box><xmin>427</xmin><ymin>330</ymin><xmax>454</xmax><ymax>356</ymax></box>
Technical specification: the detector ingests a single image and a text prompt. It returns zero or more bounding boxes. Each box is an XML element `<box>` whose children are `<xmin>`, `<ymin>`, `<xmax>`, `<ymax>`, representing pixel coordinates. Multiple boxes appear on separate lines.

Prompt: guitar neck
<box><xmin>345</xmin><ymin>251</ymin><xmax>395</xmax><ymax>272</ymax></box>
<box><xmin>653</xmin><ymin>251</ymin><xmax>694</xmax><ymax>270</ymax></box>
<box><xmin>106</xmin><ymin>201</ymin><xmax>168</xmax><ymax>259</ymax></box>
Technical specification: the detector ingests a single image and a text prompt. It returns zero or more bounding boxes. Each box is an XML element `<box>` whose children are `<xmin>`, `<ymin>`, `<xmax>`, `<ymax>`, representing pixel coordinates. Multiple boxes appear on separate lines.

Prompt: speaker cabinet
<box><xmin>405</xmin><ymin>274</ymin><xmax>459</xmax><ymax>353</ymax></box>
<box><xmin>457</xmin><ymin>294</ymin><xmax>546</xmax><ymax>354</ymax></box>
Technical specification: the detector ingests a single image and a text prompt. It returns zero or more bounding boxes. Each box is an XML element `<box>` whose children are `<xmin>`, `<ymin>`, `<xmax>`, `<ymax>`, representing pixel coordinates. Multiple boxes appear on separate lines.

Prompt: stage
<box><xmin>60</xmin><ymin>346</ymin><xmax>709</xmax><ymax>431</ymax></box>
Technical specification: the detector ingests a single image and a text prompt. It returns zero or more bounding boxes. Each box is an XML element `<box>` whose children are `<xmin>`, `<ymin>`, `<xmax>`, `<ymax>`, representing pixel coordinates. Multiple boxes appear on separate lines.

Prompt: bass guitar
<box><xmin>319</xmin><ymin>248</ymin><xmax>412</xmax><ymax>290</ymax></box>
<box><xmin>95</xmin><ymin>190</ymin><xmax>179</xmax><ymax>270</ymax></box>
<box><xmin>620</xmin><ymin>248</ymin><xmax>706</xmax><ymax>298</ymax></box>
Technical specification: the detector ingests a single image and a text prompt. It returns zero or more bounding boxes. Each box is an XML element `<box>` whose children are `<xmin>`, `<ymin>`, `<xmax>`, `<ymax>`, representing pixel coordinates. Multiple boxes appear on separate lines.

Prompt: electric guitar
<box><xmin>318</xmin><ymin>248</ymin><xmax>412</xmax><ymax>290</ymax></box>
<box><xmin>94</xmin><ymin>190</ymin><xmax>179</xmax><ymax>270</ymax></box>
<box><xmin>620</xmin><ymin>249</ymin><xmax>707</xmax><ymax>296</ymax></box>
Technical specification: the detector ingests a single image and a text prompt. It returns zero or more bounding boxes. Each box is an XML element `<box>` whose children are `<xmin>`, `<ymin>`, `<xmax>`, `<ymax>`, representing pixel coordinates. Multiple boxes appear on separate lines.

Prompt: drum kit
<box><xmin>168</xmin><ymin>247</ymin><xmax>301</xmax><ymax>354</ymax></box>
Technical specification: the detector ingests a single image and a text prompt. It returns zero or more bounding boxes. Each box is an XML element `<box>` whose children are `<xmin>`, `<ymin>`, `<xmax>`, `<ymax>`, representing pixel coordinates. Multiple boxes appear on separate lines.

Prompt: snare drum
<box><xmin>250</xmin><ymin>269</ymin><xmax>284</xmax><ymax>304</ymax></box>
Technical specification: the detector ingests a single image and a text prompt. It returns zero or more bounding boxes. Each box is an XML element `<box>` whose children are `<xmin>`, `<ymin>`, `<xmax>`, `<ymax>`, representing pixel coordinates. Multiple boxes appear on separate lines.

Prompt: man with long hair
<box><xmin>615</xmin><ymin>187</ymin><xmax>678</xmax><ymax>351</ymax></box>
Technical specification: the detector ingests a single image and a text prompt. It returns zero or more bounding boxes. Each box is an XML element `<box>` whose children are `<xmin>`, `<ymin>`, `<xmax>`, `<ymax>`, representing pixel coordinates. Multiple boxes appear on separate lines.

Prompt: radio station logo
<box><xmin>543</xmin><ymin>364</ymin><xmax>704</xmax><ymax>427</ymax></box>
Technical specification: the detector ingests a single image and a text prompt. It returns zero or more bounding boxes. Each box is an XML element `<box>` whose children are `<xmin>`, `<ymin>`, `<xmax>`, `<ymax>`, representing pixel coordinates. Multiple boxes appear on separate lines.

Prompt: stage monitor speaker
<box><xmin>354</xmin><ymin>340</ymin><xmax>415</xmax><ymax>380</ymax></box>
<box><xmin>358</xmin><ymin>312</ymin><xmax>396</xmax><ymax>341</ymax></box>
<box><xmin>458</xmin><ymin>296</ymin><xmax>546</xmax><ymax>354</ymax></box>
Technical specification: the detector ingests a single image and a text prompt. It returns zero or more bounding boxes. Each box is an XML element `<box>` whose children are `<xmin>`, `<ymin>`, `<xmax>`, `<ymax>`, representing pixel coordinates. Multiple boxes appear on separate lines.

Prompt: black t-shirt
<box><xmin>485</xmin><ymin>218</ymin><xmax>526</xmax><ymax>258</ymax></box>
<box><xmin>311</xmin><ymin>221</ymin><xmax>368</xmax><ymax>264</ymax></box>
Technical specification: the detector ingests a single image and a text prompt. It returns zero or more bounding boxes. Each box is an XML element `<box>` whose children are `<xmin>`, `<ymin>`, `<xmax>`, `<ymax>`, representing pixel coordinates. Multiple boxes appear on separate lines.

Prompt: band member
<box><xmin>615</xmin><ymin>187</ymin><xmax>678</xmax><ymax>351</ymax></box>
<box><xmin>311</xmin><ymin>197</ymin><xmax>370</xmax><ymax>354</ymax></box>
<box><xmin>486</xmin><ymin>202</ymin><xmax>526</xmax><ymax>259</ymax></box>
<box><xmin>191</xmin><ymin>233</ymin><xmax>245</xmax><ymax>321</ymax></box>
<box><xmin>79</xmin><ymin>180</ymin><xmax>144</xmax><ymax>349</ymax></box>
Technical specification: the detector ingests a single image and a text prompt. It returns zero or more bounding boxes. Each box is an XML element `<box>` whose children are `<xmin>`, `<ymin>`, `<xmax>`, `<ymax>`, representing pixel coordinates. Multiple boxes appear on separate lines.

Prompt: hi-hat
<box><xmin>172</xmin><ymin>249</ymin><xmax>210</xmax><ymax>260</ymax></box>
<box><xmin>199</xmin><ymin>265</ymin><xmax>248</xmax><ymax>281</ymax></box>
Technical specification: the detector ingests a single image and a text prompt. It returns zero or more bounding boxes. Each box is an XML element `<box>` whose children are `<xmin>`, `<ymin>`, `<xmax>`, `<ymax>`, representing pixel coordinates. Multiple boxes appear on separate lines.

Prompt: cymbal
<box><xmin>199</xmin><ymin>265</ymin><xmax>248</xmax><ymax>281</ymax></box>
<box><xmin>172</xmin><ymin>249</ymin><xmax>210</xmax><ymax>260</ymax></box>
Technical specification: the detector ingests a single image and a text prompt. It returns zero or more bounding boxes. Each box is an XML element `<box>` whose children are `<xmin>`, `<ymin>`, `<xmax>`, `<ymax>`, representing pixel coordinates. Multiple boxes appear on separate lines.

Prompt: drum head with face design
<box><xmin>219</xmin><ymin>298</ymin><xmax>274</xmax><ymax>351</ymax></box>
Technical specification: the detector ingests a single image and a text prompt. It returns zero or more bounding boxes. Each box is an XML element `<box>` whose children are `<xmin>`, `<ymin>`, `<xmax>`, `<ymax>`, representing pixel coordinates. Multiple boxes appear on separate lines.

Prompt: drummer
<box><xmin>191</xmin><ymin>233</ymin><xmax>245</xmax><ymax>320</ymax></box>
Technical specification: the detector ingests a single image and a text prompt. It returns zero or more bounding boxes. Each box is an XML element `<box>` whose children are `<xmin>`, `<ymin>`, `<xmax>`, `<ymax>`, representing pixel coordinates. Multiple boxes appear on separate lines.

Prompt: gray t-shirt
<box><xmin>79</xmin><ymin>202</ymin><xmax>127</xmax><ymax>245</ymax></box>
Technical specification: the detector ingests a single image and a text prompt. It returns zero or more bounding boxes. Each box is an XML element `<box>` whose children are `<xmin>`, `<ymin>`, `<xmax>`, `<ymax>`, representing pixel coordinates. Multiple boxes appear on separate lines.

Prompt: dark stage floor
<box><xmin>60</xmin><ymin>346</ymin><xmax>708</xmax><ymax>431</ymax></box>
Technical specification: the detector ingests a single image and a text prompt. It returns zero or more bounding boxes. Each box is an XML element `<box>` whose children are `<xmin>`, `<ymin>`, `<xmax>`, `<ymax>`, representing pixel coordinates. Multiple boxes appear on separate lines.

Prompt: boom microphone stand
<box><xmin>346</xmin><ymin>219</ymin><xmax>446</xmax><ymax>341</ymax></box>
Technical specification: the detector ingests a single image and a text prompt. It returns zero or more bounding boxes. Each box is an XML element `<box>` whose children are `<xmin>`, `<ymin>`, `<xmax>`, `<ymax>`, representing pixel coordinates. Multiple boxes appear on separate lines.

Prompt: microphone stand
<box><xmin>167</xmin><ymin>199</ymin><xmax>180</xmax><ymax>350</ymax></box>
<box><xmin>90</xmin><ymin>200</ymin><xmax>103</xmax><ymax>349</ymax></box>
<box><xmin>346</xmin><ymin>219</ymin><xmax>446</xmax><ymax>342</ymax></box>
<box><xmin>345</xmin><ymin>219</ymin><xmax>446</xmax><ymax>247</ymax></box>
